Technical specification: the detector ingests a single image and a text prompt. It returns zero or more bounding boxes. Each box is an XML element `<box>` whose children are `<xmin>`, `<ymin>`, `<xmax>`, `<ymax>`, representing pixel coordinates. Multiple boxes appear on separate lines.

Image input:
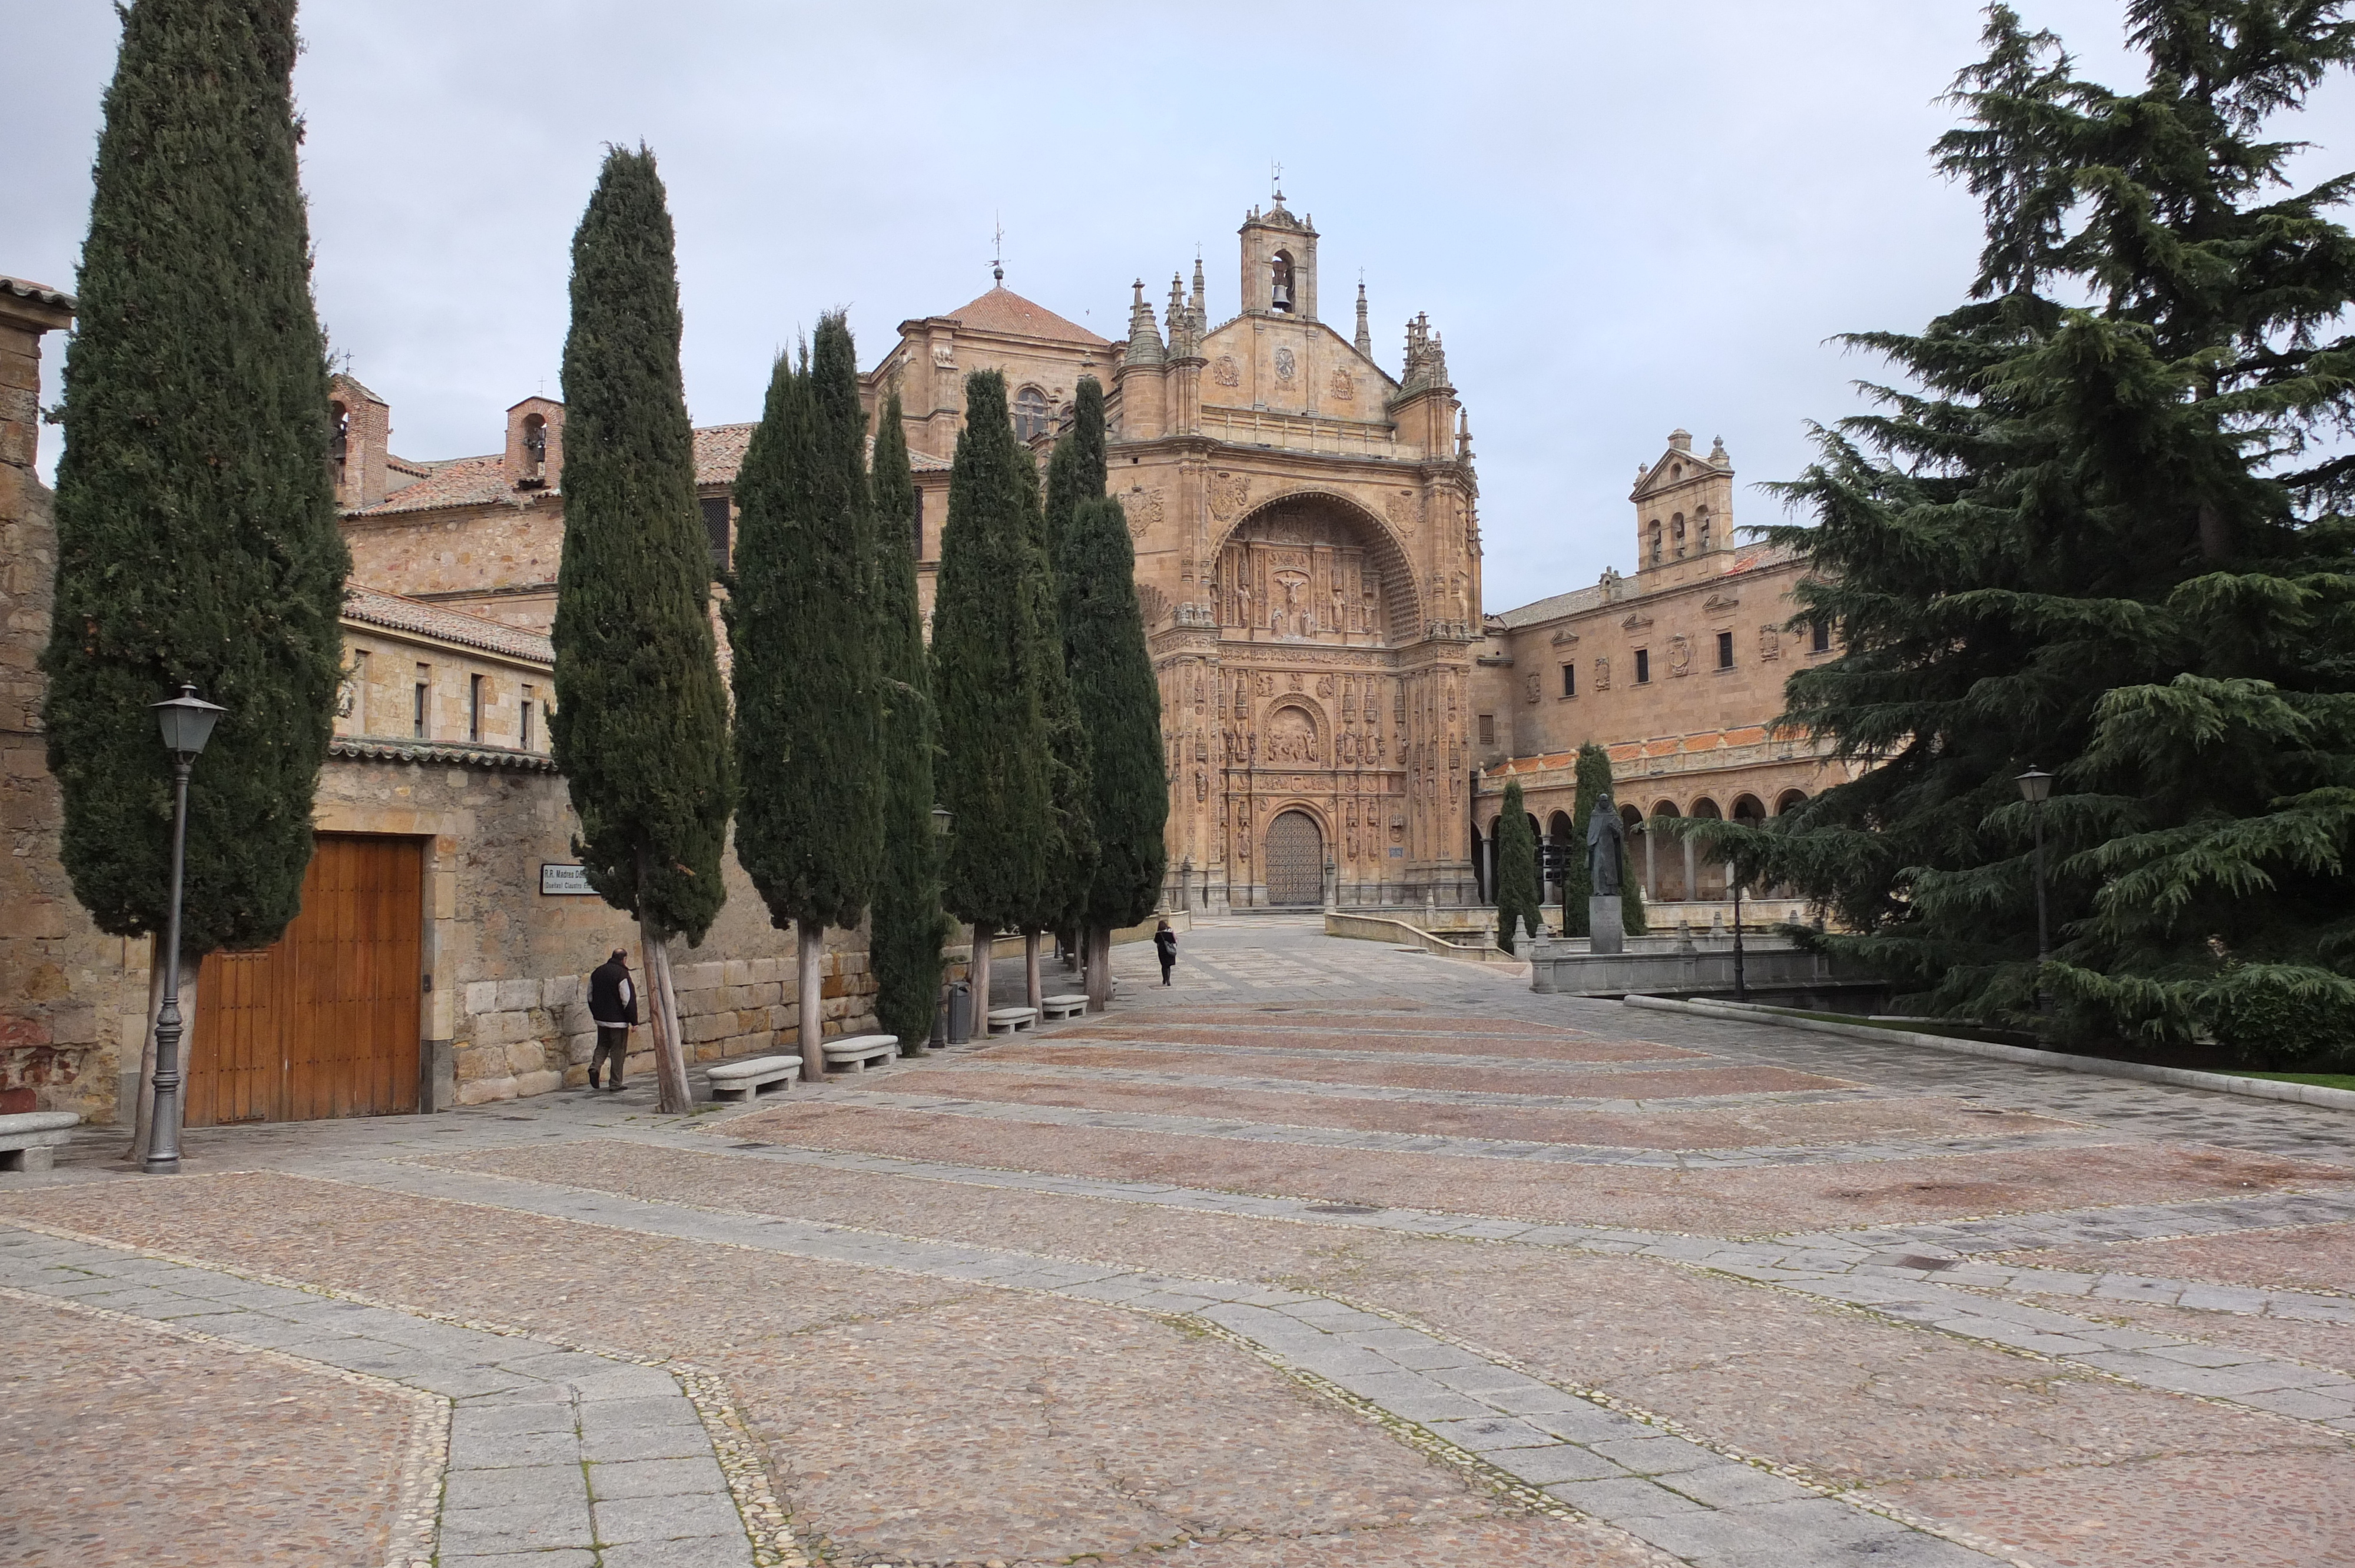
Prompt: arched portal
<box><xmin>1210</xmin><ymin>491</ymin><xmax>1421</xmax><ymax>645</ymax></box>
<box><xmin>1265</xmin><ymin>810</ymin><xmax>1325</xmax><ymax>906</ymax></box>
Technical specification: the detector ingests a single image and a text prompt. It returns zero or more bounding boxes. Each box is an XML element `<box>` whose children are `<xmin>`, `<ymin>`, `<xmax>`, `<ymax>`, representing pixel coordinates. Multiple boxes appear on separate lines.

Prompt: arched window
<box><xmin>1271</xmin><ymin>250</ymin><xmax>1295</xmax><ymax>312</ymax></box>
<box><xmin>1012</xmin><ymin>386</ymin><xmax>1050</xmax><ymax>443</ymax></box>
<box><xmin>520</xmin><ymin>413</ymin><xmax>547</xmax><ymax>480</ymax></box>
<box><xmin>1647</xmin><ymin>519</ymin><xmax>1663</xmax><ymax>566</ymax></box>
<box><xmin>1774</xmin><ymin>789</ymin><xmax>1807</xmax><ymax>815</ymax></box>
<box><xmin>1696</xmin><ymin>507</ymin><xmax>1712</xmax><ymax>553</ymax></box>
<box><xmin>330</xmin><ymin>401</ymin><xmax>350</xmax><ymax>488</ymax></box>
<box><xmin>1672</xmin><ymin>513</ymin><xmax>1687</xmax><ymax>559</ymax></box>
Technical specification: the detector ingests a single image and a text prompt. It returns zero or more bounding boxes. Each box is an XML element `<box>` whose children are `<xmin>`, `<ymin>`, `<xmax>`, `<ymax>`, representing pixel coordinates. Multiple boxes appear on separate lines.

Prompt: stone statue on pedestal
<box><xmin>1586</xmin><ymin>791</ymin><xmax>1624</xmax><ymax>896</ymax></box>
<box><xmin>1587</xmin><ymin>790</ymin><xmax>1627</xmax><ymax>955</ymax></box>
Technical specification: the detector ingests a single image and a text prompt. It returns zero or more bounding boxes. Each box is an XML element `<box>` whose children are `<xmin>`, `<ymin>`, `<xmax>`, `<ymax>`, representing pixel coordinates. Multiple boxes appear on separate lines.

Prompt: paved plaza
<box><xmin>5</xmin><ymin>919</ymin><xmax>2353</xmax><ymax>1567</ymax></box>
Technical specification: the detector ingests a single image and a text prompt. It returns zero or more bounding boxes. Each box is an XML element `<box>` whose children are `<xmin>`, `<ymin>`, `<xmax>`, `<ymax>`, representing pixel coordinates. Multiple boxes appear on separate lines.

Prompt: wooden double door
<box><xmin>188</xmin><ymin>834</ymin><xmax>424</xmax><ymax>1126</ymax></box>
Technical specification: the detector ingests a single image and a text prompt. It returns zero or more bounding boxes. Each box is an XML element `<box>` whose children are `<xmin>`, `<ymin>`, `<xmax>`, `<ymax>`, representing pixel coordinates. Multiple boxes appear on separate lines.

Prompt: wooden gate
<box><xmin>188</xmin><ymin>834</ymin><xmax>423</xmax><ymax>1126</ymax></box>
<box><xmin>1264</xmin><ymin>810</ymin><xmax>1325</xmax><ymax>906</ymax></box>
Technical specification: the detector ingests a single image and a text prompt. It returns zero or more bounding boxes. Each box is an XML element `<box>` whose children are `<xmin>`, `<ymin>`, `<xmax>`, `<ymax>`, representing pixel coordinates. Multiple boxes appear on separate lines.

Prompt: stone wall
<box><xmin>0</xmin><ymin>279</ymin><xmax>123</xmax><ymax>1119</ymax></box>
<box><xmin>316</xmin><ymin>751</ymin><xmax>877</xmax><ymax>1111</ymax></box>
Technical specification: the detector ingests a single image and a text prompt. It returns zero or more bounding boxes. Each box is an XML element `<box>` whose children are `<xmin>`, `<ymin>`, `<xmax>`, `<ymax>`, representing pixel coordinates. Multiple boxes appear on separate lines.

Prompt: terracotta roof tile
<box><xmin>939</xmin><ymin>285</ymin><xmax>1109</xmax><ymax>346</ymax></box>
<box><xmin>351</xmin><ymin>425</ymin><xmax>768</xmax><ymax>517</ymax></box>
<box><xmin>1</xmin><ymin>275</ymin><xmax>75</xmax><ymax>311</ymax></box>
<box><xmin>343</xmin><ymin>582</ymin><xmax>552</xmax><ymax>665</ymax></box>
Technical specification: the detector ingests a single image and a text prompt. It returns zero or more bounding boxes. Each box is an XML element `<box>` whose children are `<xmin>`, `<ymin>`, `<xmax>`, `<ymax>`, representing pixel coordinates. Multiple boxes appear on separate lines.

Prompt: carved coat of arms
<box><xmin>1209</xmin><ymin>472</ymin><xmax>1251</xmax><ymax>521</ymax></box>
<box><xmin>1212</xmin><ymin>356</ymin><xmax>1240</xmax><ymax>387</ymax></box>
<box><xmin>1273</xmin><ymin>346</ymin><xmax>1296</xmax><ymax>382</ymax></box>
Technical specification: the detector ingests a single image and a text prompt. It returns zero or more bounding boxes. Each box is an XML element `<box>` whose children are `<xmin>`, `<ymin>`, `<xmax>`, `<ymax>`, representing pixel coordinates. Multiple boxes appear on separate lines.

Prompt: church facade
<box><xmin>863</xmin><ymin>194</ymin><xmax>1482</xmax><ymax>909</ymax></box>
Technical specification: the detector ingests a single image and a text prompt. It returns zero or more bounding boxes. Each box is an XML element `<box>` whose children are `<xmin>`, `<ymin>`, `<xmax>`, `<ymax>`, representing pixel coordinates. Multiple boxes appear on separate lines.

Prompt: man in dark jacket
<box><xmin>1153</xmin><ymin>919</ymin><xmax>1178</xmax><ymax>986</ymax></box>
<box><xmin>587</xmin><ymin>949</ymin><xmax>638</xmax><ymax>1091</ymax></box>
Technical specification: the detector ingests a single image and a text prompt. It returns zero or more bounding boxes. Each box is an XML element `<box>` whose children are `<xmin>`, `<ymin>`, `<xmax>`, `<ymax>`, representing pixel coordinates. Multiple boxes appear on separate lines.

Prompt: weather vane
<box><xmin>991</xmin><ymin>215</ymin><xmax>1004</xmax><ymax>284</ymax></box>
<box><xmin>1271</xmin><ymin>159</ymin><xmax>1283</xmax><ymax>200</ymax></box>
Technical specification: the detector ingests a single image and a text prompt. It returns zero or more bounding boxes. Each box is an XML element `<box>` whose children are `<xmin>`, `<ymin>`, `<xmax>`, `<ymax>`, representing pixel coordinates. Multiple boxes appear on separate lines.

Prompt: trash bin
<box><xmin>945</xmin><ymin>980</ymin><xmax>973</xmax><ymax>1045</ymax></box>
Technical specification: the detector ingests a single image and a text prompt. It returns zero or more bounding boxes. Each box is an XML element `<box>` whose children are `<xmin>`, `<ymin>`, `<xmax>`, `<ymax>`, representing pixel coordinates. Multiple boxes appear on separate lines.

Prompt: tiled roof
<box><xmin>1494</xmin><ymin>543</ymin><xmax>1800</xmax><ymax>629</ymax></box>
<box><xmin>351</xmin><ymin>424</ymin><xmax>766</xmax><ymax>517</ymax></box>
<box><xmin>343</xmin><ymin>582</ymin><xmax>553</xmax><ymax>665</ymax></box>
<box><xmin>910</xmin><ymin>450</ymin><xmax>950</xmax><ymax>472</ymax></box>
<box><xmin>694</xmin><ymin>423</ymin><xmax>754</xmax><ymax>485</ymax></box>
<box><xmin>1</xmin><ymin>275</ymin><xmax>75</xmax><ymax>311</ymax></box>
<box><xmin>331</xmin><ymin>736</ymin><xmax>558</xmax><ymax>773</ymax></box>
<box><xmin>938</xmin><ymin>285</ymin><xmax>1109</xmax><ymax>346</ymax></box>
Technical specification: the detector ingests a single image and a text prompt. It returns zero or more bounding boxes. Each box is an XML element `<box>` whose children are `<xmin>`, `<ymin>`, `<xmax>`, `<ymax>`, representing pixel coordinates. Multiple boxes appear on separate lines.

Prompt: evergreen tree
<box><xmin>549</xmin><ymin>146</ymin><xmax>734</xmax><ymax>1111</ymax></box>
<box><xmin>1555</xmin><ymin>742</ymin><xmax>1616</xmax><ymax>936</ymax></box>
<box><xmin>1059</xmin><ymin>494</ymin><xmax>1169</xmax><ymax>1004</ymax></box>
<box><xmin>1020</xmin><ymin>404</ymin><xmax>1096</xmax><ymax>1007</ymax></box>
<box><xmin>44</xmin><ymin>0</ymin><xmax>349</xmax><ymax>1157</ymax></box>
<box><xmin>932</xmin><ymin>371</ymin><xmax>1056</xmax><ymax>1012</ymax></box>
<box><xmin>1494</xmin><ymin>782</ymin><xmax>1543</xmax><ymax>954</ymax></box>
<box><xmin>1044</xmin><ymin>377</ymin><xmax>1109</xmax><ymax>559</ymax></box>
<box><xmin>867</xmin><ymin>394</ymin><xmax>951</xmax><ymax>1047</ymax></box>
<box><xmin>727</xmin><ymin>313</ymin><xmax>884</xmax><ymax>1076</ymax></box>
<box><xmin>1723</xmin><ymin>4</ymin><xmax>2355</xmax><ymax>1061</ymax></box>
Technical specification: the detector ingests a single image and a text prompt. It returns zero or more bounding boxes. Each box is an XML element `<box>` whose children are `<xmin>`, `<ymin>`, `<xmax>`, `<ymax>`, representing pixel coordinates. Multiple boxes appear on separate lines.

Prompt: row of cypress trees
<box><xmin>43</xmin><ymin>0</ymin><xmax>1166</xmax><ymax>1139</ymax></box>
<box><xmin>552</xmin><ymin>155</ymin><xmax>1165</xmax><ymax>1091</ymax></box>
<box><xmin>930</xmin><ymin>373</ymin><xmax>1169</xmax><ymax>1011</ymax></box>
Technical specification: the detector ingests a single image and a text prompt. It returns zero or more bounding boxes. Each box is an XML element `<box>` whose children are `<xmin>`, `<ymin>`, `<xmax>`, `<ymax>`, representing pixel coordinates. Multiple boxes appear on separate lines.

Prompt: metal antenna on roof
<box><xmin>991</xmin><ymin>215</ymin><xmax>1004</xmax><ymax>285</ymax></box>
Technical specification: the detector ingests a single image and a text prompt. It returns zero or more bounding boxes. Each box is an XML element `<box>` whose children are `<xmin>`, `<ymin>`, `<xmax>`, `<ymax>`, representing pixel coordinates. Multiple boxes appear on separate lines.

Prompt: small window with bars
<box><xmin>1634</xmin><ymin>648</ymin><xmax>1651</xmax><ymax>684</ymax></box>
<box><xmin>520</xmin><ymin>685</ymin><xmax>535</xmax><ymax>751</ymax></box>
<box><xmin>1810</xmin><ymin>620</ymin><xmax>1832</xmax><ymax>654</ymax></box>
<box><xmin>413</xmin><ymin>665</ymin><xmax>431</xmax><ymax>739</ymax></box>
<box><xmin>1561</xmin><ymin>663</ymin><xmax>1576</xmax><ymax>698</ymax></box>
<box><xmin>1716</xmin><ymin>630</ymin><xmax>1734</xmax><ymax>669</ymax></box>
<box><xmin>701</xmin><ymin>496</ymin><xmax>732</xmax><ymax>574</ymax></box>
<box><xmin>1477</xmin><ymin>713</ymin><xmax>1495</xmax><ymax>748</ymax></box>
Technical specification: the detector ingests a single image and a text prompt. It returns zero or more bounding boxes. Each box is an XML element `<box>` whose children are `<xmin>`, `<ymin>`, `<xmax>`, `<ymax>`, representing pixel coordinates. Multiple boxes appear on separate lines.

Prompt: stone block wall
<box><xmin>447</xmin><ymin>947</ymin><xmax>877</xmax><ymax>1105</ymax></box>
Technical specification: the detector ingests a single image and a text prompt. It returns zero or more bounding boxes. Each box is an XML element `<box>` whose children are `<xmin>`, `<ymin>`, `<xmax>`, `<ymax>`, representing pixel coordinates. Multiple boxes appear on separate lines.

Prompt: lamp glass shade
<box><xmin>154</xmin><ymin>685</ymin><xmax>226</xmax><ymax>758</ymax></box>
<box><xmin>930</xmin><ymin>805</ymin><xmax>953</xmax><ymax>838</ymax></box>
<box><xmin>2014</xmin><ymin>767</ymin><xmax>2053</xmax><ymax>805</ymax></box>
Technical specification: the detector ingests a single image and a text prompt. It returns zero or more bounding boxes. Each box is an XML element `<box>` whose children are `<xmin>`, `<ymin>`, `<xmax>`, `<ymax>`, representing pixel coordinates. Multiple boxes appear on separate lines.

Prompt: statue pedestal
<box><xmin>1589</xmin><ymin>896</ymin><xmax>1624</xmax><ymax>955</ymax></box>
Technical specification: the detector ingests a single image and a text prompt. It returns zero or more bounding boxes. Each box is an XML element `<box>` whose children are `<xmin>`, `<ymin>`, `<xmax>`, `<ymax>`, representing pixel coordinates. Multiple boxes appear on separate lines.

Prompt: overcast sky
<box><xmin>9</xmin><ymin>2</ymin><xmax>2351</xmax><ymax>607</ymax></box>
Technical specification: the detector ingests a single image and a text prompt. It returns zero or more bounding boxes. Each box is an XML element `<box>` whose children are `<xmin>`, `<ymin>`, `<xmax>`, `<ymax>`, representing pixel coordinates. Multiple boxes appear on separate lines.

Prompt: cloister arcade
<box><xmin>1477</xmin><ymin>786</ymin><xmax>1810</xmax><ymax>908</ymax></box>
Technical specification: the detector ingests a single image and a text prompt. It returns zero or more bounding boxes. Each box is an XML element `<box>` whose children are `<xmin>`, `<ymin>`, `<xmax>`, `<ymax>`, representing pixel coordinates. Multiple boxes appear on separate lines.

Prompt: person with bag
<box><xmin>1153</xmin><ymin>919</ymin><xmax>1178</xmax><ymax>987</ymax></box>
<box><xmin>586</xmin><ymin>948</ymin><xmax>638</xmax><ymax>1091</ymax></box>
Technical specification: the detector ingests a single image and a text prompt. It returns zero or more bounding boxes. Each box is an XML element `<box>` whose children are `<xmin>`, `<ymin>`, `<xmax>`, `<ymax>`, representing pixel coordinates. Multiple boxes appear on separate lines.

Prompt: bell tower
<box><xmin>1238</xmin><ymin>191</ymin><xmax>1318</xmax><ymax>322</ymax></box>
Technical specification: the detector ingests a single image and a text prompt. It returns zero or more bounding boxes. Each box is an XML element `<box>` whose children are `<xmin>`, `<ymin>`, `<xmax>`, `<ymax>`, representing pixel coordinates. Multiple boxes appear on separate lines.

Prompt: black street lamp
<box><xmin>144</xmin><ymin>685</ymin><xmax>224</xmax><ymax>1175</ymax></box>
<box><xmin>2015</xmin><ymin>766</ymin><xmax>2054</xmax><ymax>1014</ymax></box>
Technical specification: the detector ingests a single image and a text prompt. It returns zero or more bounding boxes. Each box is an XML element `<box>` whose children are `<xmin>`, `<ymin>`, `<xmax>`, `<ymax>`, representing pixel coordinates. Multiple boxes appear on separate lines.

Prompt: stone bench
<box><xmin>0</xmin><ymin>1111</ymin><xmax>81</xmax><ymax>1174</ymax></box>
<box><xmin>986</xmin><ymin>1006</ymin><xmax>1039</xmax><ymax>1035</ymax></box>
<box><xmin>704</xmin><ymin>1055</ymin><xmax>801</xmax><ymax>1102</ymax></box>
<box><xmin>1040</xmin><ymin>994</ymin><xmax>1087</xmax><ymax>1021</ymax></box>
<box><xmin>821</xmin><ymin>1034</ymin><xmax>899</xmax><ymax>1074</ymax></box>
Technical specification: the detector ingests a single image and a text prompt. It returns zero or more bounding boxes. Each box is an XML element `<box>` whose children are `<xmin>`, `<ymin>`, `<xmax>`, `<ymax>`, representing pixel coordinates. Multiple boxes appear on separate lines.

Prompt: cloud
<box><xmin>9</xmin><ymin>1</ymin><xmax>2348</xmax><ymax>604</ymax></box>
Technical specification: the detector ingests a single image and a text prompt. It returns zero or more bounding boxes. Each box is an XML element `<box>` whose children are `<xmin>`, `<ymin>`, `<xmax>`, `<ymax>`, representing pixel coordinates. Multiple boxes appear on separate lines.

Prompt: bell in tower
<box><xmin>1238</xmin><ymin>190</ymin><xmax>1318</xmax><ymax>321</ymax></box>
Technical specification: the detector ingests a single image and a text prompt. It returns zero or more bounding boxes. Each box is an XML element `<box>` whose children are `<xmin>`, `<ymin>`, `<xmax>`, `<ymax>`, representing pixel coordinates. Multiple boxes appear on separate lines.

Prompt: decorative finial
<box><xmin>991</xmin><ymin>215</ymin><xmax>1004</xmax><ymax>284</ymax></box>
<box><xmin>1271</xmin><ymin>158</ymin><xmax>1283</xmax><ymax>201</ymax></box>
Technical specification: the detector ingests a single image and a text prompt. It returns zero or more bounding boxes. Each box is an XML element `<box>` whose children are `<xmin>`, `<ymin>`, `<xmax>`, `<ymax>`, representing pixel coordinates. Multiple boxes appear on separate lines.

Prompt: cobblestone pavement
<box><xmin>3</xmin><ymin>919</ymin><xmax>2351</xmax><ymax>1567</ymax></box>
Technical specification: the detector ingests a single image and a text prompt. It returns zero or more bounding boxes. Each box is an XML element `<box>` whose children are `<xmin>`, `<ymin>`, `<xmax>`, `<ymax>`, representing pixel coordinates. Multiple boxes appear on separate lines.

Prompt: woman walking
<box><xmin>1153</xmin><ymin>918</ymin><xmax>1178</xmax><ymax>986</ymax></box>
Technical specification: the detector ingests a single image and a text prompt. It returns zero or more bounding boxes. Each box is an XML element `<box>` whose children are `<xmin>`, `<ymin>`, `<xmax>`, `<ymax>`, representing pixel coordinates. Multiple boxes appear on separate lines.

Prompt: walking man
<box><xmin>588</xmin><ymin>948</ymin><xmax>638</xmax><ymax>1091</ymax></box>
<box><xmin>1153</xmin><ymin>918</ymin><xmax>1178</xmax><ymax>987</ymax></box>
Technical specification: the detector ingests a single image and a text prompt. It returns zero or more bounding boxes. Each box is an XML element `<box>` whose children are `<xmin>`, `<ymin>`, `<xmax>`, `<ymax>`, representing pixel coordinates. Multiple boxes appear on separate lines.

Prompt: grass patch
<box><xmin>2233</xmin><ymin>1071</ymin><xmax>2355</xmax><ymax>1092</ymax></box>
<box><xmin>1725</xmin><ymin>1004</ymin><xmax>2026</xmax><ymax>1047</ymax></box>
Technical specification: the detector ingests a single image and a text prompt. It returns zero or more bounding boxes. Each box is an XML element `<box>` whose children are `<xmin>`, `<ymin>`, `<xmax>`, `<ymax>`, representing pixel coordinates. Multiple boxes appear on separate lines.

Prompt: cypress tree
<box><xmin>867</xmin><ymin>394</ymin><xmax>951</xmax><ymax>1047</ymax></box>
<box><xmin>1555</xmin><ymin>743</ymin><xmax>1608</xmax><ymax>936</ymax></box>
<box><xmin>727</xmin><ymin>314</ymin><xmax>884</xmax><ymax>1077</ymax></box>
<box><xmin>1494</xmin><ymin>781</ymin><xmax>1543</xmax><ymax>954</ymax></box>
<box><xmin>1058</xmin><ymin>493</ymin><xmax>1169</xmax><ymax>1005</ymax></box>
<box><xmin>1044</xmin><ymin>377</ymin><xmax>1109</xmax><ymax>559</ymax></box>
<box><xmin>932</xmin><ymin>371</ymin><xmax>1056</xmax><ymax>1014</ymax></box>
<box><xmin>44</xmin><ymin>0</ymin><xmax>349</xmax><ymax>1156</ymax></box>
<box><xmin>1726</xmin><ymin>4</ymin><xmax>2355</xmax><ymax>1058</ymax></box>
<box><xmin>549</xmin><ymin>146</ymin><xmax>734</xmax><ymax>1112</ymax></box>
<box><xmin>1019</xmin><ymin>409</ymin><xmax>1096</xmax><ymax>1009</ymax></box>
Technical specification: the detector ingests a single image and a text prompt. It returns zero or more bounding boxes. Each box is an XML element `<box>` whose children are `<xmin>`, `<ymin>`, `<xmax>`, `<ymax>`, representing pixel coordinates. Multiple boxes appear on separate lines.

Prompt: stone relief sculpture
<box><xmin>1668</xmin><ymin>633</ymin><xmax>1693</xmax><ymax>677</ymax></box>
<box><xmin>1758</xmin><ymin>623</ymin><xmax>1782</xmax><ymax>660</ymax></box>
<box><xmin>1595</xmin><ymin>655</ymin><xmax>1611</xmax><ymax>691</ymax></box>
<box><xmin>1212</xmin><ymin>356</ymin><xmax>1240</xmax><ymax>387</ymax></box>
<box><xmin>1524</xmin><ymin>672</ymin><xmax>1541</xmax><ymax>703</ymax></box>
<box><xmin>1273</xmin><ymin>346</ymin><xmax>1296</xmax><ymax>382</ymax></box>
<box><xmin>1328</xmin><ymin>368</ymin><xmax>1354</xmax><ymax>401</ymax></box>
<box><xmin>1119</xmin><ymin>487</ymin><xmax>1163</xmax><ymax>537</ymax></box>
<box><xmin>1209</xmin><ymin>473</ymin><xmax>1250</xmax><ymax>520</ymax></box>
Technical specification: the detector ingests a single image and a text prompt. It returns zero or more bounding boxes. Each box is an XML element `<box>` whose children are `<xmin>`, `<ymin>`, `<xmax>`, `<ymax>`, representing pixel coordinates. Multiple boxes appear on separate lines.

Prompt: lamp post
<box><xmin>2015</xmin><ymin>766</ymin><xmax>2053</xmax><ymax>1014</ymax></box>
<box><xmin>145</xmin><ymin>685</ymin><xmax>225</xmax><ymax>1175</ymax></box>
